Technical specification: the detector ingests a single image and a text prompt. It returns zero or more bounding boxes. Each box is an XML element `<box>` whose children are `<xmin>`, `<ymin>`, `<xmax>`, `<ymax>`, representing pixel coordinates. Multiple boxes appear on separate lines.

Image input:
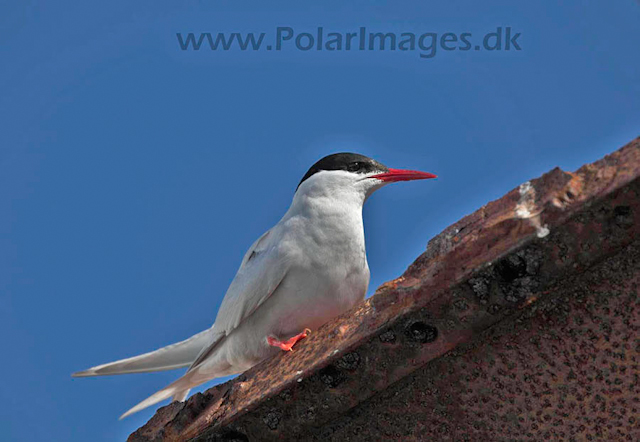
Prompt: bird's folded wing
<box><xmin>187</xmin><ymin>228</ymin><xmax>292</xmax><ymax>370</ymax></box>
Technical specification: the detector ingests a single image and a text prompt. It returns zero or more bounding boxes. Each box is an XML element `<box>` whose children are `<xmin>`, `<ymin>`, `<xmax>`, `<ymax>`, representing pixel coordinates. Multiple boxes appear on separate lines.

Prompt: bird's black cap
<box><xmin>297</xmin><ymin>153</ymin><xmax>388</xmax><ymax>189</ymax></box>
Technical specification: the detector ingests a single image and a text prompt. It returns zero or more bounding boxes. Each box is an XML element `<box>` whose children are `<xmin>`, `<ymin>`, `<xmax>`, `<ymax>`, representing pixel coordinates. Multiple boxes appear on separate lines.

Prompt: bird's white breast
<box><xmin>219</xmin><ymin>175</ymin><xmax>374</xmax><ymax>371</ymax></box>
<box><xmin>272</xmin><ymin>196</ymin><xmax>370</xmax><ymax>333</ymax></box>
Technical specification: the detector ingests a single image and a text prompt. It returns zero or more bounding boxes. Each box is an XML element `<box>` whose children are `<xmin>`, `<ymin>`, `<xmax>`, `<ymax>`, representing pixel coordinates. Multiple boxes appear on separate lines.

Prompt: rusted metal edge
<box><xmin>128</xmin><ymin>137</ymin><xmax>639</xmax><ymax>442</ymax></box>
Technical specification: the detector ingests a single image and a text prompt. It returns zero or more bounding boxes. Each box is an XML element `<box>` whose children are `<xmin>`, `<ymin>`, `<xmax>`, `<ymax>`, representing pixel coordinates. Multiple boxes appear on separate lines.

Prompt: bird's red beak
<box><xmin>370</xmin><ymin>168</ymin><xmax>437</xmax><ymax>182</ymax></box>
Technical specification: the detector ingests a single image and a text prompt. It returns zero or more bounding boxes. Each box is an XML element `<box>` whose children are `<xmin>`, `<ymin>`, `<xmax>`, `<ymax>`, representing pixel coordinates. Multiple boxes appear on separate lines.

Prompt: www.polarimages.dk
<box><xmin>176</xmin><ymin>26</ymin><xmax>522</xmax><ymax>59</ymax></box>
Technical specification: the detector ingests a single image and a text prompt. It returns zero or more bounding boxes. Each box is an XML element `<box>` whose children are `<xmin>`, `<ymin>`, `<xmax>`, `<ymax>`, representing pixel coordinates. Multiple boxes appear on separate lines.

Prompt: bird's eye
<box><xmin>347</xmin><ymin>162</ymin><xmax>362</xmax><ymax>172</ymax></box>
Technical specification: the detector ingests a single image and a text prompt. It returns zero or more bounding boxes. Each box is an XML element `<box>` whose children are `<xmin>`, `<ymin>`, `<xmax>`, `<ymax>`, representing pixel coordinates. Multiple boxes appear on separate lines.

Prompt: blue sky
<box><xmin>1</xmin><ymin>1</ymin><xmax>639</xmax><ymax>440</ymax></box>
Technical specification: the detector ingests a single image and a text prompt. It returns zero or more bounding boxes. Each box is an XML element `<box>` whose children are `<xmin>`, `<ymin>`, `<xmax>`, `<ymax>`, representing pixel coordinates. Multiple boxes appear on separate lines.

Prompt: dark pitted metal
<box><xmin>316</xmin><ymin>241</ymin><xmax>639</xmax><ymax>441</ymax></box>
<box><xmin>129</xmin><ymin>138</ymin><xmax>640</xmax><ymax>442</ymax></box>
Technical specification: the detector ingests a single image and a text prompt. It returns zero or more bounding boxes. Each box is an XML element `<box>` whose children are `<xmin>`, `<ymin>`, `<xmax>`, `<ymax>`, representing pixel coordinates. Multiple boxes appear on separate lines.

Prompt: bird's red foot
<box><xmin>267</xmin><ymin>328</ymin><xmax>311</xmax><ymax>352</ymax></box>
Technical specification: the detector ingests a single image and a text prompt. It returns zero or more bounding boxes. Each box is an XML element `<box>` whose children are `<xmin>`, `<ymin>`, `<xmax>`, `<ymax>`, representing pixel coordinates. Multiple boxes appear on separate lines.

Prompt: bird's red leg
<box><xmin>267</xmin><ymin>328</ymin><xmax>311</xmax><ymax>352</ymax></box>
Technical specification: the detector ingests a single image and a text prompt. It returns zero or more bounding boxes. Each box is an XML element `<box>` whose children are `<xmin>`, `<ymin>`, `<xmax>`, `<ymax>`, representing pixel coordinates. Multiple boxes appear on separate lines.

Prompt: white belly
<box><xmin>271</xmin><ymin>263</ymin><xmax>369</xmax><ymax>334</ymax></box>
<box><xmin>219</xmin><ymin>259</ymin><xmax>369</xmax><ymax>373</ymax></box>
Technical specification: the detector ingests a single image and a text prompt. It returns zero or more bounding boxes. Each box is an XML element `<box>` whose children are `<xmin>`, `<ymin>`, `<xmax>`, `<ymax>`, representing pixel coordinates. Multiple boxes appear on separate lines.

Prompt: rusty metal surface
<box><xmin>317</xmin><ymin>241</ymin><xmax>639</xmax><ymax>441</ymax></box>
<box><xmin>129</xmin><ymin>138</ymin><xmax>640</xmax><ymax>442</ymax></box>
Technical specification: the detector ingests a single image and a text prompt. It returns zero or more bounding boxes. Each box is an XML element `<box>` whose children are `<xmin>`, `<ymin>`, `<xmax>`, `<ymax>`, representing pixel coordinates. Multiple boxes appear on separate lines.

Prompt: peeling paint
<box><xmin>516</xmin><ymin>181</ymin><xmax>551</xmax><ymax>238</ymax></box>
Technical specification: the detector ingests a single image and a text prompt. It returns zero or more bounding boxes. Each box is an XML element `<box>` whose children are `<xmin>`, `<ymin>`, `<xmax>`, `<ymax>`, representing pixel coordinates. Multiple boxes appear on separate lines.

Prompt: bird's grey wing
<box><xmin>187</xmin><ymin>227</ymin><xmax>291</xmax><ymax>370</ymax></box>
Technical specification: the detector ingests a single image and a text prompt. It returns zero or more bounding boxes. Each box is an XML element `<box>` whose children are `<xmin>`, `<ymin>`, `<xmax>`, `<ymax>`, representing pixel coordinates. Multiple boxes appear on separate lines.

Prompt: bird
<box><xmin>72</xmin><ymin>152</ymin><xmax>436</xmax><ymax>419</ymax></box>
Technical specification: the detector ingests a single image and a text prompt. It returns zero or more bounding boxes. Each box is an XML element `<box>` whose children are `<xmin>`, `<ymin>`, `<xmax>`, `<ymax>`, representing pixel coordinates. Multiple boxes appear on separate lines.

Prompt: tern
<box><xmin>72</xmin><ymin>152</ymin><xmax>436</xmax><ymax>418</ymax></box>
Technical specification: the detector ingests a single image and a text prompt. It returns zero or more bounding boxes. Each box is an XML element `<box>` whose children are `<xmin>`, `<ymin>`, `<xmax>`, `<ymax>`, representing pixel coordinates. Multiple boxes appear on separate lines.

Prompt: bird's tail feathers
<box><xmin>172</xmin><ymin>388</ymin><xmax>190</xmax><ymax>402</ymax></box>
<box><xmin>119</xmin><ymin>369</ymin><xmax>210</xmax><ymax>419</ymax></box>
<box><xmin>72</xmin><ymin>328</ymin><xmax>212</xmax><ymax>377</ymax></box>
